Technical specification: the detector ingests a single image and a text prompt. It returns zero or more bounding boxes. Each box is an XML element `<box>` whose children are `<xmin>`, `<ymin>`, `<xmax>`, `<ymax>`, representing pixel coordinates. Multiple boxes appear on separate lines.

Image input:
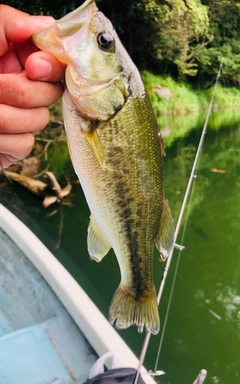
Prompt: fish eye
<box><xmin>97</xmin><ymin>32</ymin><xmax>115</xmax><ymax>52</ymax></box>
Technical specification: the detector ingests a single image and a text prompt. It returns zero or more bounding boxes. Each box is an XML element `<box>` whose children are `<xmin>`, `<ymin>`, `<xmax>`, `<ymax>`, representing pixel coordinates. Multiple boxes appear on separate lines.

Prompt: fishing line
<box><xmin>229</xmin><ymin>119</ymin><xmax>240</xmax><ymax>292</ymax></box>
<box><xmin>153</xmin><ymin>156</ymin><xmax>200</xmax><ymax>371</ymax></box>
<box><xmin>226</xmin><ymin>84</ymin><xmax>240</xmax><ymax>331</ymax></box>
<box><xmin>133</xmin><ymin>58</ymin><xmax>224</xmax><ymax>384</ymax></box>
<box><xmin>228</xmin><ymin>121</ymin><xmax>240</xmax><ymax>349</ymax></box>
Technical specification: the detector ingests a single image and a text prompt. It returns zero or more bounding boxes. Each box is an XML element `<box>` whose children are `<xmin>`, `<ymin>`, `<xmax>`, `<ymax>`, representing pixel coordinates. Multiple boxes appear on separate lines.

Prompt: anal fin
<box><xmin>155</xmin><ymin>197</ymin><xmax>175</xmax><ymax>261</ymax></box>
<box><xmin>87</xmin><ymin>215</ymin><xmax>111</xmax><ymax>262</ymax></box>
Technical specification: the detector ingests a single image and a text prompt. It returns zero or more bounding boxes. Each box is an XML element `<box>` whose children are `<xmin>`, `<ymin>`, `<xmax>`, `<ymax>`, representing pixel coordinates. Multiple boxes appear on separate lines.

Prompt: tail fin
<box><xmin>109</xmin><ymin>284</ymin><xmax>159</xmax><ymax>335</ymax></box>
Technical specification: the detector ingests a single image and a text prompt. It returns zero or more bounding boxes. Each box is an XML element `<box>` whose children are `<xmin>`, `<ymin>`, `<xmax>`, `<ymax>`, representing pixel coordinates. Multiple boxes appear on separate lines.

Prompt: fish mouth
<box><xmin>31</xmin><ymin>0</ymin><xmax>97</xmax><ymax>64</ymax></box>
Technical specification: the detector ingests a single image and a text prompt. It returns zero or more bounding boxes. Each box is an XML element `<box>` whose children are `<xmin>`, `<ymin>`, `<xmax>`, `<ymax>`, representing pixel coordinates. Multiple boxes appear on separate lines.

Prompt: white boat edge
<box><xmin>0</xmin><ymin>203</ymin><xmax>156</xmax><ymax>384</ymax></box>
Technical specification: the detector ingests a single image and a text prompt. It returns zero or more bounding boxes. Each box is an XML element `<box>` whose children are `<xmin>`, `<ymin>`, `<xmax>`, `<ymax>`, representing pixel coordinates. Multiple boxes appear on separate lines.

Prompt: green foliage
<box><xmin>145</xmin><ymin>0</ymin><xmax>210</xmax><ymax>76</ymax></box>
<box><xmin>197</xmin><ymin>0</ymin><xmax>240</xmax><ymax>85</ymax></box>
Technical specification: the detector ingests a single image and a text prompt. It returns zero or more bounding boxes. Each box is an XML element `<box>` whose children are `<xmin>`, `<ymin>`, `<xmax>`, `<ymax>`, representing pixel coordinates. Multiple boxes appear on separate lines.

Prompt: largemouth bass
<box><xmin>32</xmin><ymin>0</ymin><xmax>174</xmax><ymax>334</ymax></box>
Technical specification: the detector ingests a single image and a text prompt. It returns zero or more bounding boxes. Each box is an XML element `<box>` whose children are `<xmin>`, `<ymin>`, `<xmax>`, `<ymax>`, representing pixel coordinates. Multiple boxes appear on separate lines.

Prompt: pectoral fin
<box><xmin>84</xmin><ymin>130</ymin><xmax>105</xmax><ymax>168</ymax></box>
<box><xmin>87</xmin><ymin>215</ymin><xmax>111</xmax><ymax>262</ymax></box>
<box><xmin>155</xmin><ymin>197</ymin><xmax>175</xmax><ymax>261</ymax></box>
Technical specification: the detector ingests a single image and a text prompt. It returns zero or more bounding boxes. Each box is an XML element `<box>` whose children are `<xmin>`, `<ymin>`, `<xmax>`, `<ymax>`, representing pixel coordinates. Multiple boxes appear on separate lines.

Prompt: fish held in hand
<box><xmin>32</xmin><ymin>0</ymin><xmax>174</xmax><ymax>335</ymax></box>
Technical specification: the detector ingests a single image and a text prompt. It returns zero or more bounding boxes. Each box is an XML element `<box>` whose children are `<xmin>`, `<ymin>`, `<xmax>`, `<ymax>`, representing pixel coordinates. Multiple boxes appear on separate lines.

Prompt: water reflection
<box><xmin>194</xmin><ymin>284</ymin><xmax>240</xmax><ymax>326</ymax></box>
<box><xmin>217</xmin><ymin>286</ymin><xmax>240</xmax><ymax>326</ymax></box>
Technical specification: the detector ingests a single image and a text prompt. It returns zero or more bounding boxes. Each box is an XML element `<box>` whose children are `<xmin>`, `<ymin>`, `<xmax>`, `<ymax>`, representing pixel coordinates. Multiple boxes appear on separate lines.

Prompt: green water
<box><xmin>0</xmin><ymin>113</ymin><xmax>240</xmax><ymax>384</ymax></box>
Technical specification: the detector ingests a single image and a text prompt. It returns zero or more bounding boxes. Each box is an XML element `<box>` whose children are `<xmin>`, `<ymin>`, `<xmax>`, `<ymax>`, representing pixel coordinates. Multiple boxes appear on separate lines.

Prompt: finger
<box><xmin>0</xmin><ymin>44</ymin><xmax>23</xmax><ymax>74</ymax></box>
<box><xmin>0</xmin><ymin>72</ymin><xmax>63</xmax><ymax>108</ymax></box>
<box><xmin>0</xmin><ymin>5</ymin><xmax>54</xmax><ymax>56</ymax></box>
<box><xmin>0</xmin><ymin>104</ymin><xmax>50</xmax><ymax>133</ymax></box>
<box><xmin>15</xmin><ymin>39</ymin><xmax>39</xmax><ymax>68</ymax></box>
<box><xmin>0</xmin><ymin>132</ymin><xmax>34</xmax><ymax>169</ymax></box>
<box><xmin>25</xmin><ymin>51</ymin><xmax>66</xmax><ymax>82</ymax></box>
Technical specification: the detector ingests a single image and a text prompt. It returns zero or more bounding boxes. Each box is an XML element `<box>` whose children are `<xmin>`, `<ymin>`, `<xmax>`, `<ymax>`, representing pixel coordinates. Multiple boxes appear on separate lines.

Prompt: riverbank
<box><xmin>142</xmin><ymin>71</ymin><xmax>240</xmax><ymax>145</ymax></box>
<box><xmin>143</xmin><ymin>71</ymin><xmax>240</xmax><ymax>117</ymax></box>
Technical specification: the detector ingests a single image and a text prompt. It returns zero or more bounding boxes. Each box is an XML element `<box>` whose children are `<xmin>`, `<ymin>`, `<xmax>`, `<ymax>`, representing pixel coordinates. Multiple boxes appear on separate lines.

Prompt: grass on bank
<box><xmin>142</xmin><ymin>71</ymin><xmax>240</xmax><ymax>145</ymax></box>
<box><xmin>142</xmin><ymin>70</ymin><xmax>240</xmax><ymax>116</ymax></box>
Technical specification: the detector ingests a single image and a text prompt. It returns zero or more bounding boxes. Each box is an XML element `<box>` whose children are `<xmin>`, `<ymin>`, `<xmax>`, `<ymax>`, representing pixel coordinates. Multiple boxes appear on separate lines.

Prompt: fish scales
<box><xmin>32</xmin><ymin>0</ymin><xmax>174</xmax><ymax>334</ymax></box>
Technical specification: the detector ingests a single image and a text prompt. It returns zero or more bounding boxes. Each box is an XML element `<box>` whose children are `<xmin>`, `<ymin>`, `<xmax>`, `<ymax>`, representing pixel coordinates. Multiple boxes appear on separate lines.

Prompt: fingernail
<box><xmin>30</xmin><ymin>15</ymin><xmax>55</xmax><ymax>28</ymax></box>
<box><xmin>33</xmin><ymin>58</ymin><xmax>52</xmax><ymax>80</ymax></box>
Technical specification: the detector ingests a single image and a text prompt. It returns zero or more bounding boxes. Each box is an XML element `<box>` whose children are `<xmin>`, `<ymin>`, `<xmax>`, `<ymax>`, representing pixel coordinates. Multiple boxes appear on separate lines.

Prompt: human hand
<box><xmin>0</xmin><ymin>5</ymin><xmax>66</xmax><ymax>170</ymax></box>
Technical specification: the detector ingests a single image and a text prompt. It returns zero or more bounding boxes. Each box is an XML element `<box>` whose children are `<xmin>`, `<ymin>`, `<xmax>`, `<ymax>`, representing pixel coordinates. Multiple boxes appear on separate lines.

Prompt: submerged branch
<box><xmin>3</xmin><ymin>170</ymin><xmax>72</xmax><ymax>208</ymax></box>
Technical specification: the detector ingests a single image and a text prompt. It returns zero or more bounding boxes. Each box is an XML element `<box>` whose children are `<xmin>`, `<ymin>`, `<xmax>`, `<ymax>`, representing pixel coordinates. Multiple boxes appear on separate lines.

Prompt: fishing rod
<box><xmin>133</xmin><ymin>57</ymin><xmax>224</xmax><ymax>384</ymax></box>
